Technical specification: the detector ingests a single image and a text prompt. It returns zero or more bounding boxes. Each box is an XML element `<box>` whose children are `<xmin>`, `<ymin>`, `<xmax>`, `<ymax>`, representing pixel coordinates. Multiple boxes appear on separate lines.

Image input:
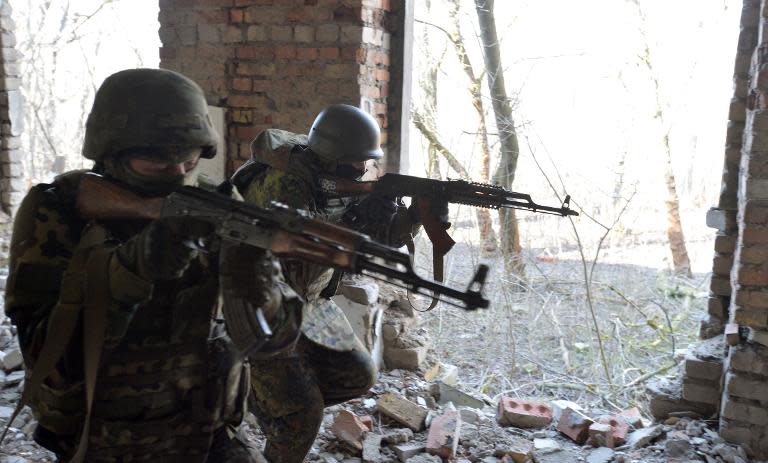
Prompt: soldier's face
<box><xmin>126</xmin><ymin>147</ymin><xmax>202</xmax><ymax>179</ymax></box>
<box><xmin>334</xmin><ymin>160</ymin><xmax>367</xmax><ymax>179</ymax></box>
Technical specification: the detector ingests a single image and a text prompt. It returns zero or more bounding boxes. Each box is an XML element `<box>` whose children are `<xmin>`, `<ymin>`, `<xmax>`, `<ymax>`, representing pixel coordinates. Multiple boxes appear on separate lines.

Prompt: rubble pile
<box><xmin>302</xmin><ymin>365</ymin><xmax>761</xmax><ymax>463</ymax></box>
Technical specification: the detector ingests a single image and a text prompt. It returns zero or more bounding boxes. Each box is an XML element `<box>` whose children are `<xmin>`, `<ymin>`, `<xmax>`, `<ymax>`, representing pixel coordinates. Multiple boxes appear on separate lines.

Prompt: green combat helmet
<box><xmin>307</xmin><ymin>104</ymin><xmax>383</xmax><ymax>163</ymax></box>
<box><xmin>82</xmin><ymin>68</ymin><xmax>219</xmax><ymax>194</ymax></box>
<box><xmin>82</xmin><ymin>68</ymin><xmax>219</xmax><ymax>162</ymax></box>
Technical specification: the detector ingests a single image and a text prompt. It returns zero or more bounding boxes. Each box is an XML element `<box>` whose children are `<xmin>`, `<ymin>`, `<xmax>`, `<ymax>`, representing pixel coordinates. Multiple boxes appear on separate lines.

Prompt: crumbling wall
<box><xmin>657</xmin><ymin>0</ymin><xmax>768</xmax><ymax>458</ymax></box>
<box><xmin>0</xmin><ymin>2</ymin><xmax>24</xmax><ymax>216</ymax></box>
<box><xmin>157</xmin><ymin>0</ymin><xmax>404</xmax><ymax>176</ymax></box>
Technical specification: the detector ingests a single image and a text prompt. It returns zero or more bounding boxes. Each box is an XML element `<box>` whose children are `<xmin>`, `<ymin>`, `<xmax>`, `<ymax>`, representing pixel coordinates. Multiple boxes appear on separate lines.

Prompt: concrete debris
<box><xmin>361</xmin><ymin>433</ymin><xmax>382</xmax><ymax>463</ymax></box>
<box><xmin>499</xmin><ymin>437</ymin><xmax>533</xmax><ymax>463</ymax></box>
<box><xmin>403</xmin><ymin>455</ymin><xmax>441</xmax><ymax>463</ymax></box>
<box><xmin>426</xmin><ymin>408</ymin><xmax>461</xmax><ymax>460</ymax></box>
<box><xmin>436</xmin><ymin>381</ymin><xmax>485</xmax><ymax>410</ymax></box>
<box><xmin>424</xmin><ymin>363</ymin><xmax>459</xmax><ymax>386</ymax></box>
<box><xmin>665</xmin><ymin>430</ymin><xmax>691</xmax><ymax>457</ymax></box>
<box><xmin>382</xmin><ymin>428</ymin><xmax>414</xmax><ymax>445</ymax></box>
<box><xmin>393</xmin><ymin>442</ymin><xmax>426</xmax><ymax>462</ymax></box>
<box><xmin>587</xmin><ymin>422</ymin><xmax>613</xmax><ymax>448</ymax></box>
<box><xmin>617</xmin><ymin>407</ymin><xmax>643</xmax><ymax>429</ymax></box>
<box><xmin>586</xmin><ymin>447</ymin><xmax>615</xmax><ymax>463</ymax></box>
<box><xmin>625</xmin><ymin>425</ymin><xmax>663</xmax><ymax>449</ymax></box>
<box><xmin>339</xmin><ymin>280</ymin><xmax>380</xmax><ymax>306</ymax></box>
<box><xmin>377</xmin><ymin>393</ymin><xmax>428</xmax><ymax>432</ymax></box>
<box><xmin>0</xmin><ymin>348</ymin><xmax>22</xmax><ymax>372</ymax></box>
<box><xmin>532</xmin><ymin>438</ymin><xmax>560</xmax><ymax>453</ymax></box>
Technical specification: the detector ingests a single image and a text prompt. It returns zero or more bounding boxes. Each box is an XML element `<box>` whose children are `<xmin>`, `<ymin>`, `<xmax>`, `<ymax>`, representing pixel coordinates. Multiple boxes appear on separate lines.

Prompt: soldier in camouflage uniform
<box><xmin>5</xmin><ymin>68</ymin><xmax>302</xmax><ymax>463</ymax></box>
<box><xmin>232</xmin><ymin>105</ymin><xmax>434</xmax><ymax>463</ymax></box>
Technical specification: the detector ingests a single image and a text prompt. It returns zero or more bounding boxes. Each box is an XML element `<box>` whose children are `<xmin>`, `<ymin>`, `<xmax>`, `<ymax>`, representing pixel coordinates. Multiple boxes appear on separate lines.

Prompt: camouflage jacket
<box><xmin>5</xmin><ymin>170</ymin><xmax>267</xmax><ymax>462</ymax></box>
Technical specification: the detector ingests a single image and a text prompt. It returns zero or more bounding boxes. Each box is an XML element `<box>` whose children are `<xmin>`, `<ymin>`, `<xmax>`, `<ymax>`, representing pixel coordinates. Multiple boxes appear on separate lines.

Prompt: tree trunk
<box><xmin>633</xmin><ymin>0</ymin><xmax>692</xmax><ymax>277</ymax></box>
<box><xmin>447</xmin><ymin>0</ymin><xmax>498</xmax><ymax>254</ymax></box>
<box><xmin>474</xmin><ymin>0</ymin><xmax>526</xmax><ymax>278</ymax></box>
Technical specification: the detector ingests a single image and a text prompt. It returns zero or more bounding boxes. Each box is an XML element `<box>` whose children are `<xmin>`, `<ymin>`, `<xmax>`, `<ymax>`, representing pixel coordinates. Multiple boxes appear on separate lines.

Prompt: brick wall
<box><xmin>158</xmin><ymin>0</ymin><xmax>404</xmax><ymax>176</ymax></box>
<box><xmin>0</xmin><ymin>1</ymin><xmax>24</xmax><ymax>216</ymax></box>
<box><xmin>718</xmin><ymin>0</ymin><xmax>768</xmax><ymax>455</ymax></box>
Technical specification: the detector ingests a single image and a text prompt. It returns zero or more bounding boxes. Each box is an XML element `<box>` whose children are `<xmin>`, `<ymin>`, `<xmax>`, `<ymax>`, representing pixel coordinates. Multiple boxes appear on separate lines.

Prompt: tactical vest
<box><xmin>7</xmin><ymin>171</ymin><xmax>249</xmax><ymax>462</ymax></box>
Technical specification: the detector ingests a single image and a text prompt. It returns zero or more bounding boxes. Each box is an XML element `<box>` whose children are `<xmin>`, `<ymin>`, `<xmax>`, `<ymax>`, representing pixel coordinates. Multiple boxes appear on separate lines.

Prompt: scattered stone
<box><xmin>393</xmin><ymin>442</ymin><xmax>426</xmax><ymax>462</ymax></box>
<box><xmin>382</xmin><ymin>428</ymin><xmax>413</xmax><ymax>445</ymax></box>
<box><xmin>0</xmin><ymin>349</ymin><xmax>22</xmax><ymax>371</ymax></box>
<box><xmin>0</xmin><ymin>406</ymin><xmax>13</xmax><ymax>419</ymax></box>
<box><xmin>363</xmin><ymin>398</ymin><xmax>377</xmax><ymax>409</ymax></box>
<box><xmin>665</xmin><ymin>430</ymin><xmax>691</xmax><ymax>457</ymax></box>
<box><xmin>424</xmin><ymin>363</ymin><xmax>459</xmax><ymax>386</ymax></box>
<box><xmin>4</xmin><ymin>371</ymin><xmax>23</xmax><ymax>385</ymax></box>
<box><xmin>361</xmin><ymin>433</ymin><xmax>382</xmax><ymax>463</ymax></box>
<box><xmin>458</xmin><ymin>407</ymin><xmax>481</xmax><ymax>425</ymax></box>
<box><xmin>377</xmin><ymin>393</ymin><xmax>428</xmax><ymax>432</ymax></box>
<box><xmin>404</xmin><ymin>455</ymin><xmax>441</xmax><ymax>463</ymax></box>
<box><xmin>340</xmin><ymin>281</ymin><xmax>379</xmax><ymax>306</ymax></box>
<box><xmin>625</xmin><ymin>425</ymin><xmax>663</xmax><ymax>449</ymax></box>
<box><xmin>586</xmin><ymin>447</ymin><xmax>615</xmax><ymax>463</ymax></box>
<box><xmin>499</xmin><ymin>437</ymin><xmax>534</xmax><ymax>463</ymax></box>
<box><xmin>426</xmin><ymin>408</ymin><xmax>461</xmax><ymax>460</ymax></box>
<box><xmin>496</xmin><ymin>397</ymin><xmax>552</xmax><ymax>428</ymax></box>
<box><xmin>557</xmin><ymin>407</ymin><xmax>594</xmax><ymax>444</ymax></box>
<box><xmin>436</xmin><ymin>382</ymin><xmax>485</xmax><ymax>409</ymax></box>
<box><xmin>331</xmin><ymin>410</ymin><xmax>369</xmax><ymax>451</ymax></box>
<box><xmin>533</xmin><ymin>438</ymin><xmax>560</xmax><ymax>453</ymax></box>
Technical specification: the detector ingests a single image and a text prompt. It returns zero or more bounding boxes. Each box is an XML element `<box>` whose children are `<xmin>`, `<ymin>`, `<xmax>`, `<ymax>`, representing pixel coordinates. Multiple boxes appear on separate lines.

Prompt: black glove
<box><xmin>407</xmin><ymin>198</ymin><xmax>450</xmax><ymax>229</ymax></box>
<box><xmin>118</xmin><ymin>216</ymin><xmax>214</xmax><ymax>281</ymax></box>
<box><xmin>343</xmin><ymin>195</ymin><xmax>399</xmax><ymax>231</ymax></box>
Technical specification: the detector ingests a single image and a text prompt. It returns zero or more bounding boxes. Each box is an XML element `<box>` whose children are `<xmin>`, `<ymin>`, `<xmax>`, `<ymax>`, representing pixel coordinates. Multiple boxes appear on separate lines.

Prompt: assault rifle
<box><xmin>75</xmin><ymin>173</ymin><xmax>490</xmax><ymax>311</ymax></box>
<box><xmin>318</xmin><ymin>173</ymin><xmax>578</xmax><ymax>309</ymax></box>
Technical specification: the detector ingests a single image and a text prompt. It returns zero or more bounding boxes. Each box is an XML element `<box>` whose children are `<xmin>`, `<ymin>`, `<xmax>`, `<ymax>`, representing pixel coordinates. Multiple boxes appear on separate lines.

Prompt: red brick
<box><xmin>588</xmin><ymin>422</ymin><xmax>614</xmax><ymax>447</ymax></box>
<box><xmin>334</xmin><ymin>6</ymin><xmax>362</xmax><ymax>22</ymax></box>
<box><xmin>229</xmin><ymin>94</ymin><xmax>269</xmax><ymax>108</ymax></box>
<box><xmin>496</xmin><ymin>397</ymin><xmax>552</xmax><ymax>428</ymax></box>
<box><xmin>331</xmin><ymin>410</ymin><xmax>367</xmax><ymax>451</ymax></box>
<box><xmin>375</xmin><ymin>68</ymin><xmax>390</xmax><ymax>82</ymax></box>
<box><xmin>235</xmin><ymin>46</ymin><xmax>275</xmax><ymax>59</ymax></box>
<box><xmin>296</xmin><ymin>47</ymin><xmax>318</xmax><ymax>60</ymax></box>
<box><xmin>275</xmin><ymin>45</ymin><xmax>297</xmax><ymax>59</ymax></box>
<box><xmin>618</xmin><ymin>407</ymin><xmax>643</xmax><ymax>428</ymax></box>
<box><xmin>742</xmin><ymin>228</ymin><xmax>768</xmax><ymax>245</ymax></box>
<box><xmin>199</xmin><ymin>9</ymin><xmax>228</xmax><ymax>24</ymax></box>
<box><xmin>557</xmin><ymin>407</ymin><xmax>593</xmax><ymax>444</ymax></box>
<box><xmin>739</xmin><ymin>268</ymin><xmax>768</xmax><ymax>285</ymax></box>
<box><xmin>232</xmin><ymin>78</ymin><xmax>251</xmax><ymax>92</ymax></box>
<box><xmin>318</xmin><ymin>47</ymin><xmax>340</xmax><ymax>59</ymax></box>
<box><xmin>159</xmin><ymin>46</ymin><xmax>176</xmax><ymax>59</ymax></box>
<box><xmin>236</xmin><ymin>125</ymin><xmax>262</xmax><ymax>140</ymax></box>
<box><xmin>230</xmin><ymin>9</ymin><xmax>244</xmax><ymax>23</ymax></box>
<box><xmin>287</xmin><ymin>7</ymin><xmax>314</xmax><ymax>23</ymax></box>
<box><xmin>317</xmin><ymin>80</ymin><xmax>339</xmax><ymax>96</ymax></box>
<box><xmin>596</xmin><ymin>415</ymin><xmax>630</xmax><ymax>447</ymax></box>
<box><xmin>426</xmin><ymin>409</ymin><xmax>461</xmax><ymax>460</ymax></box>
<box><xmin>359</xmin><ymin>415</ymin><xmax>374</xmax><ymax>431</ymax></box>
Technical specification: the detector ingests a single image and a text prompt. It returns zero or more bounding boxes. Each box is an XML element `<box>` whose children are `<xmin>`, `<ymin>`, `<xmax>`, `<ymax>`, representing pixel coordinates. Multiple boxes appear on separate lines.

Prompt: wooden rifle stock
<box><xmin>77</xmin><ymin>173</ymin><xmax>164</xmax><ymax>221</ymax></box>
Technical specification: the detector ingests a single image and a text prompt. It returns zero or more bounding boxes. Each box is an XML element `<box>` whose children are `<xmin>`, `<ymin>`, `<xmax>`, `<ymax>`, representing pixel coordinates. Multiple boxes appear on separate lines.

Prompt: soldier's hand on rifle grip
<box><xmin>408</xmin><ymin>198</ymin><xmax>450</xmax><ymax>230</ymax></box>
<box><xmin>117</xmin><ymin>216</ymin><xmax>215</xmax><ymax>281</ymax></box>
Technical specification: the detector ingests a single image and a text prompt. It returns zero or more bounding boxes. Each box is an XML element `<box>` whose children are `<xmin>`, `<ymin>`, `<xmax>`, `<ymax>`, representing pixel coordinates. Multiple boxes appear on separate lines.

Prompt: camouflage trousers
<box><xmin>249</xmin><ymin>334</ymin><xmax>377</xmax><ymax>463</ymax></box>
<box><xmin>47</xmin><ymin>425</ymin><xmax>265</xmax><ymax>463</ymax></box>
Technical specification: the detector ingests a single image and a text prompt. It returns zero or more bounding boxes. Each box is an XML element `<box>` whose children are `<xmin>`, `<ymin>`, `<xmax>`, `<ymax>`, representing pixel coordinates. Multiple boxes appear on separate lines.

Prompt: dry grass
<box><xmin>409</xmin><ymin>209</ymin><xmax>711</xmax><ymax>415</ymax></box>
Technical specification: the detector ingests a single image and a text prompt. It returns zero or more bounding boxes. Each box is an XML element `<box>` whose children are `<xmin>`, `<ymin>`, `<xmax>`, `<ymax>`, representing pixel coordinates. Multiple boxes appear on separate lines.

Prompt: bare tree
<box><xmin>631</xmin><ymin>0</ymin><xmax>692</xmax><ymax>277</ymax></box>
<box><xmin>473</xmin><ymin>0</ymin><xmax>526</xmax><ymax>278</ymax></box>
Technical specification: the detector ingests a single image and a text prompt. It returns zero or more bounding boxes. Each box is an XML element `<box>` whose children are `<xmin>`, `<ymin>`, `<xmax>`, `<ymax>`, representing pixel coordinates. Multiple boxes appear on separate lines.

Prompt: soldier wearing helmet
<box><xmin>232</xmin><ymin>104</ymin><xmax>430</xmax><ymax>463</ymax></box>
<box><xmin>5</xmin><ymin>68</ymin><xmax>302</xmax><ymax>462</ymax></box>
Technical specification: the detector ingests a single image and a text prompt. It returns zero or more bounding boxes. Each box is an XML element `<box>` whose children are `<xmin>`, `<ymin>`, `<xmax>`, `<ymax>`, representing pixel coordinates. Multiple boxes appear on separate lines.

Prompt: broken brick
<box><xmin>359</xmin><ymin>415</ymin><xmax>374</xmax><ymax>432</ymax></box>
<box><xmin>426</xmin><ymin>409</ymin><xmax>462</xmax><ymax>460</ymax></box>
<box><xmin>377</xmin><ymin>392</ymin><xmax>428</xmax><ymax>432</ymax></box>
<box><xmin>557</xmin><ymin>407</ymin><xmax>594</xmax><ymax>444</ymax></box>
<box><xmin>597</xmin><ymin>415</ymin><xmax>630</xmax><ymax>447</ymax></box>
<box><xmin>588</xmin><ymin>422</ymin><xmax>614</xmax><ymax>447</ymax></box>
<box><xmin>331</xmin><ymin>410</ymin><xmax>368</xmax><ymax>451</ymax></box>
<box><xmin>362</xmin><ymin>433</ymin><xmax>382</xmax><ymax>463</ymax></box>
<box><xmin>496</xmin><ymin>397</ymin><xmax>553</xmax><ymax>428</ymax></box>
<box><xmin>618</xmin><ymin>407</ymin><xmax>643</xmax><ymax>429</ymax></box>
